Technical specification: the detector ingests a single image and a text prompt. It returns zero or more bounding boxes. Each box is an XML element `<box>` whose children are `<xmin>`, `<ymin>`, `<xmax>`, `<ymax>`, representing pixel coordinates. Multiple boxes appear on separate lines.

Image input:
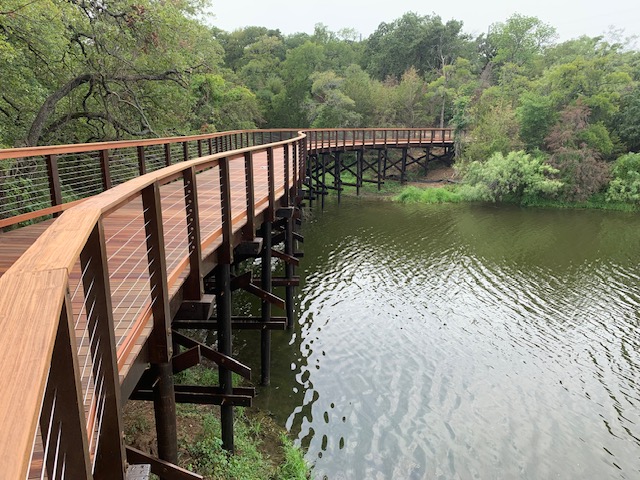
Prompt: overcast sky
<box><xmin>208</xmin><ymin>0</ymin><xmax>638</xmax><ymax>43</ymax></box>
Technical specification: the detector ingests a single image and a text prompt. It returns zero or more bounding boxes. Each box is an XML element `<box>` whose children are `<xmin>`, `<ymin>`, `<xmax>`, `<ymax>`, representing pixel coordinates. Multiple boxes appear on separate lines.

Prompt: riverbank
<box><xmin>123</xmin><ymin>365</ymin><xmax>311</xmax><ymax>479</ymax></box>
<box><xmin>340</xmin><ymin>164</ymin><xmax>638</xmax><ymax>212</ymax></box>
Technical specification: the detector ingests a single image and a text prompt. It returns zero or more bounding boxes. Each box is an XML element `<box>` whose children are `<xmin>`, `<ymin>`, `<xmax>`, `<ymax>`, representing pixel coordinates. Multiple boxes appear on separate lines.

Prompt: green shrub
<box><xmin>461</xmin><ymin>150</ymin><xmax>563</xmax><ymax>203</ymax></box>
<box><xmin>606</xmin><ymin>152</ymin><xmax>640</xmax><ymax>204</ymax></box>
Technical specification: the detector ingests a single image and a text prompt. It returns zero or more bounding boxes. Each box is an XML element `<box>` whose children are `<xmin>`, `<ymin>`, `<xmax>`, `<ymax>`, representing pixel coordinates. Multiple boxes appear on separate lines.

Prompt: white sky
<box><xmin>207</xmin><ymin>0</ymin><xmax>639</xmax><ymax>43</ymax></box>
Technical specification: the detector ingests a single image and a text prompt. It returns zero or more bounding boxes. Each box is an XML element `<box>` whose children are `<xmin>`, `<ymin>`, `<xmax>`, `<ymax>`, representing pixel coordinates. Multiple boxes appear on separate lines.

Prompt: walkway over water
<box><xmin>0</xmin><ymin>128</ymin><xmax>452</xmax><ymax>479</ymax></box>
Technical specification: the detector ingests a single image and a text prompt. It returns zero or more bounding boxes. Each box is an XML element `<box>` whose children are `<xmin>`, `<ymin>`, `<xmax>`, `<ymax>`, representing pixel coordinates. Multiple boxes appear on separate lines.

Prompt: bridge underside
<box><xmin>306</xmin><ymin>144</ymin><xmax>455</xmax><ymax>206</ymax></box>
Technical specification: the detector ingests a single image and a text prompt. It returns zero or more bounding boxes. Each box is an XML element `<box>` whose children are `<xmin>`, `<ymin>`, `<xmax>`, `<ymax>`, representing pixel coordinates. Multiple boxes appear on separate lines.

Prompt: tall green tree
<box><xmin>270</xmin><ymin>41</ymin><xmax>325</xmax><ymax>127</ymax></box>
<box><xmin>1</xmin><ymin>0</ymin><xmax>224</xmax><ymax>146</ymax></box>
<box><xmin>487</xmin><ymin>14</ymin><xmax>557</xmax><ymax>68</ymax></box>
<box><xmin>364</xmin><ymin>12</ymin><xmax>470</xmax><ymax>80</ymax></box>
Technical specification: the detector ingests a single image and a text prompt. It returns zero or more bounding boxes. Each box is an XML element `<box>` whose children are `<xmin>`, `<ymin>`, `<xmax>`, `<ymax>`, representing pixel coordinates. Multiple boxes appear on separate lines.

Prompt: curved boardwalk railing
<box><xmin>0</xmin><ymin>127</ymin><xmax>452</xmax><ymax>479</ymax></box>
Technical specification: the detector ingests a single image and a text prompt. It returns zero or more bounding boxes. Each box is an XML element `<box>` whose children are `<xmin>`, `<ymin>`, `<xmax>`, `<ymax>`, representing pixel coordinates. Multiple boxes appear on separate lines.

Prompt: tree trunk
<box><xmin>26</xmin><ymin>74</ymin><xmax>94</xmax><ymax>146</ymax></box>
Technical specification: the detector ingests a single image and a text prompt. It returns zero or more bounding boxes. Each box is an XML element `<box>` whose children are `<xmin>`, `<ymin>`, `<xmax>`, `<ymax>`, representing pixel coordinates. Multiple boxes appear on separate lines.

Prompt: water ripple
<box><xmin>246</xmin><ymin>201</ymin><xmax>640</xmax><ymax>479</ymax></box>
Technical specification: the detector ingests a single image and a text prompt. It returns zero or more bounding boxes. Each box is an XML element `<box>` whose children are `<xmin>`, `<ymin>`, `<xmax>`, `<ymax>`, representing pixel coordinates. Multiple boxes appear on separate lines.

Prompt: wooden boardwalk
<box><xmin>0</xmin><ymin>128</ymin><xmax>453</xmax><ymax>479</ymax></box>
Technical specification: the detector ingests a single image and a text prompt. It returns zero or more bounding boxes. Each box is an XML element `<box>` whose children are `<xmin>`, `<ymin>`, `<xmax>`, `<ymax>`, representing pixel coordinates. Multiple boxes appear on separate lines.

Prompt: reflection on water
<box><xmin>236</xmin><ymin>199</ymin><xmax>640</xmax><ymax>479</ymax></box>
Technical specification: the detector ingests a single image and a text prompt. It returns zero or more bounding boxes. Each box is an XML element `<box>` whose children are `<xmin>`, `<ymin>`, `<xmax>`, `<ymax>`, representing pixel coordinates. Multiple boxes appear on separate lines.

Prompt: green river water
<box><xmin>236</xmin><ymin>198</ymin><xmax>640</xmax><ymax>479</ymax></box>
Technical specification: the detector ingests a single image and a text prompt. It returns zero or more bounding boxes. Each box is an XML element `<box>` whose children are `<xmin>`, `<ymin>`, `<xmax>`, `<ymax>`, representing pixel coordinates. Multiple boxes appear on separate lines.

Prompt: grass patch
<box><xmin>326</xmin><ymin>171</ymin><xmax>407</xmax><ymax>197</ymax></box>
<box><xmin>177</xmin><ymin>405</ymin><xmax>311</xmax><ymax>480</ymax></box>
<box><xmin>276</xmin><ymin>434</ymin><xmax>310</xmax><ymax>480</ymax></box>
<box><xmin>124</xmin><ymin>361</ymin><xmax>312</xmax><ymax>480</ymax></box>
<box><xmin>395</xmin><ymin>185</ymin><xmax>464</xmax><ymax>204</ymax></box>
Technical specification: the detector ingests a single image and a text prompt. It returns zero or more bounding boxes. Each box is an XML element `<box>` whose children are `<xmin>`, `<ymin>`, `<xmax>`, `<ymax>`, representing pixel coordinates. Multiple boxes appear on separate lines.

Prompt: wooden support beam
<box><xmin>174</xmin><ymin>295</ymin><xmax>214</xmax><ymax>321</ymax></box>
<box><xmin>172</xmin><ymin>317</ymin><xmax>287</xmax><ymax>331</ymax></box>
<box><xmin>271</xmin><ymin>249</ymin><xmax>300</xmax><ymax>266</ymax></box>
<box><xmin>244</xmin><ymin>281</ymin><xmax>286</xmax><ymax>309</ymax></box>
<box><xmin>172</xmin><ymin>331</ymin><xmax>251</xmax><ymax>380</ymax></box>
<box><xmin>131</xmin><ymin>387</ymin><xmax>253</xmax><ymax>407</ymax></box>
<box><xmin>235</xmin><ymin>238</ymin><xmax>263</xmax><ymax>256</ymax></box>
<box><xmin>230</xmin><ymin>271</ymin><xmax>253</xmax><ymax>292</ymax></box>
<box><xmin>254</xmin><ymin>276</ymin><xmax>300</xmax><ymax>287</ymax></box>
<box><xmin>276</xmin><ymin>207</ymin><xmax>295</xmax><ymax>218</ymax></box>
<box><xmin>335</xmin><ymin>151</ymin><xmax>342</xmax><ymax>204</ymax></box>
<box><xmin>174</xmin><ymin>385</ymin><xmax>254</xmax><ymax>397</ymax></box>
<box><xmin>215</xmin><ymin>263</ymin><xmax>234</xmax><ymax>451</ymax></box>
<box><xmin>401</xmin><ymin>147</ymin><xmax>408</xmax><ymax>184</ymax></box>
<box><xmin>126</xmin><ymin>447</ymin><xmax>202</xmax><ymax>480</ymax></box>
<box><xmin>284</xmin><ymin>215</ymin><xmax>295</xmax><ymax>330</ymax></box>
<box><xmin>172</xmin><ymin>347</ymin><xmax>201</xmax><ymax>374</ymax></box>
<box><xmin>260</xmin><ymin>220</ymin><xmax>272</xmax><ymax>385</ymax></box>
<box><xmin>141</xmin><ymin>181</ymin><xmax>178</xmax><ymax>465</ymax></box>
<box><xmin>153</xmin><ymin>362</ymin><xmax>178</xmax><ymax>466</ymax></box>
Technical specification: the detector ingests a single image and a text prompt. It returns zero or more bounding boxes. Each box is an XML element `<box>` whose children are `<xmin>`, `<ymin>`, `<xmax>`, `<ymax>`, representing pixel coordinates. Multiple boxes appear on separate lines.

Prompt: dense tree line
<box><xmin>2</xmin><ymin>3</ymin><xmax>639</xmax><ymax>203</ymax></box>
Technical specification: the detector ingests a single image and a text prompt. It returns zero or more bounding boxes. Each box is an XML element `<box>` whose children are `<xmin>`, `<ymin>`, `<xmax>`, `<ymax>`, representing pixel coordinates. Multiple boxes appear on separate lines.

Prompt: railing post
<box><xmin>218</xmin><ymin>157</ymin><xmax>234</xmax><ymax>265</ymax></box>
<box><xmin>137</xmin><ymin>146</ymin><xmax>146</xmax><ymax>175</ymax></box>
<box><xmin>40</xmin><ymin>294</ymin><xmax>92</xmax><ymax>480</ymax></box>
<box><xmin>283</xmin><ymin>144</ymin><xmax>290</xmax><ymax>207</ymax></box>
<box><xmin>45</xmin><ymin>154</ymin><xmax>63</xmax><ymax>211</ymax></box>
<box><xmin>164</xmin><ymin>144</ymin><xmax>172</xmax><ymax>167</ymax></box>
<box><xmin>284</xmin><ymin>208</ymin><xmax>295</xmax><ymax>331</ymax></box>
<box><xmin>80</xmin><ymin>221</ymin><xmax>126</xmax><ymax>479</ymax></box>
<box><xmin>243</xmin><ymin>151</ymin><xmax>256</xmax><ymax>240</ymax></box>
<box><xmin>197</xmin><ymin>140</ymin><xmax>203</xmax><ymax>158</ymax></box>
<box><xmin>183</xmin><ymin>167</ymin><xmax>203</xmax><ymax>300</ymax></box>
<box><xmin>99</xmin><ymin>150</ymin><xmax>112</xmax><ymax>191</ymax></box>
<box><xmin>141</xmin><ymin>182</ymin><xmax>177</xmax><ymax>464</ymax></box>
<box><xmin>292</xmin><ymin>142</ymin><xmax>298</xmax><ymax>201</ymax></box>
<box><xmin>182</xmin><ymin>141</ymin><xmax>189</xmax><ymax>162</ymax></box>
<box><xmin>266</xmin><ymin>147</ymin><xmax>276</xmax><ymax>222</ymax></box>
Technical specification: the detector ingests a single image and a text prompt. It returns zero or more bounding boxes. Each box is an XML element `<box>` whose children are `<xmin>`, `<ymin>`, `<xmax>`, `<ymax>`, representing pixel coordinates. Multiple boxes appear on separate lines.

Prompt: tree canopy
<box><xmin>1</xmin><ymin>4</ymin><xmax>639</xmax><ymax>189</ymax></box>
